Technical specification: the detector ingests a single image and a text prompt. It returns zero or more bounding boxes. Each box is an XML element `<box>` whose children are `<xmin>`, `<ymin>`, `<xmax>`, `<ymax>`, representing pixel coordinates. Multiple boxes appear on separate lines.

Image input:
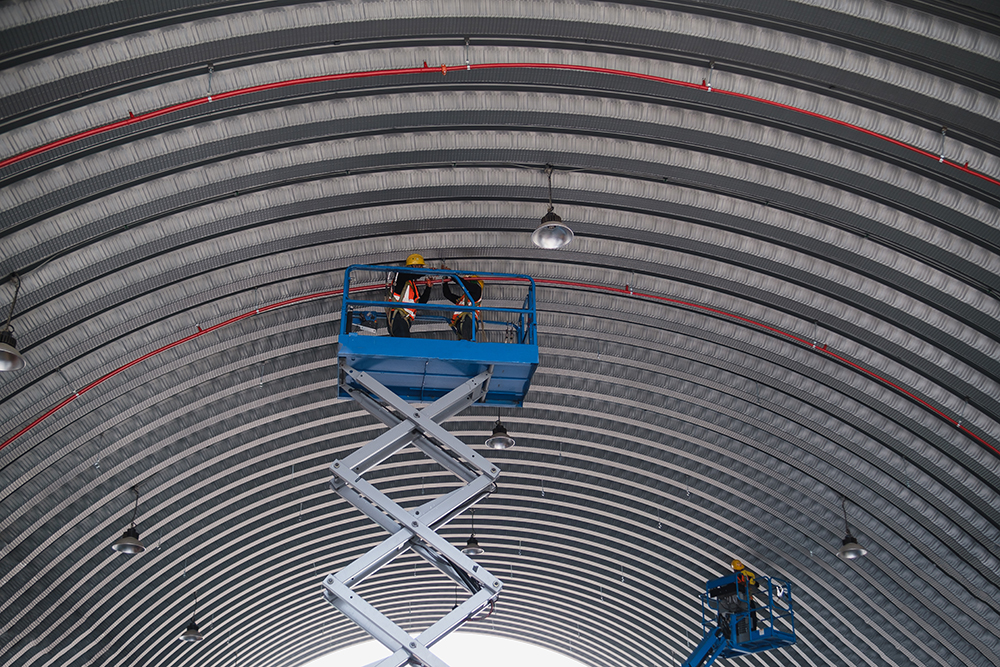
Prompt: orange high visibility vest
<box><xmin>391</xmin><ymin>276</ymin><xmax>422</xmax><ymax>321</ymax></box>
<box><xmin>450</xmin><ymin>281</ymin><xmax>483</xmax><ymax>326</ymax></box>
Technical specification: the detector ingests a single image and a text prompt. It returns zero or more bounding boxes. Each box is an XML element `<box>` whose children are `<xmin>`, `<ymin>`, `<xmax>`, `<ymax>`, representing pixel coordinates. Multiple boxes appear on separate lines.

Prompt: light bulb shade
<box><xmin>532</xmin><ymin>210</ymin><xmax>574</xmax><ymax>249</ymax></box>
<box><xmin>0</xmin><ymin>330</ymin><xmax>24</xmax><ymax>371</ymax></box>
<box><xmin>838</xmin><ymin>534</ymin><xmax>867</xmax><ymax>560</ymax></box>
<box><xmin>179</xmin><ymin>620</ymin><xmax>204</xmax><ymax>642</ymax></box>
<box><xmin>462</xmin><ymin>535</ymin><xmax>484</xmax><ymax>556</ymax></box>
<box><xmin>485</xmin><ymin>421</ymin><xmax>515</xmax><ymax>450</ymax></box>
<box><xmin>112</xmin><ymin>526</ymin><xmax>145</xmax><ymax>554</ymax></box>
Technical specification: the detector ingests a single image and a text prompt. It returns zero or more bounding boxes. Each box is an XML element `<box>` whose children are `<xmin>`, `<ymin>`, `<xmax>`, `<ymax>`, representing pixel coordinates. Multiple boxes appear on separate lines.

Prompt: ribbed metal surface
<box><xmin>1</xmin><ymin>2</ymin><xmax>999</xmax><ymax>667</ymax></box>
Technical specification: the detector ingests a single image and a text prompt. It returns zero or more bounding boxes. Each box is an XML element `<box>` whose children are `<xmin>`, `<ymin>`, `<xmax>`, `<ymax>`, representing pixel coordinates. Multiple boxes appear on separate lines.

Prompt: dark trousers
<box><xmin>388</xmin><ymin>310</ymin><xmax>412</xmax><ymax>337</ymax></box>
<box><xmin>452</xmin><ymin>314</ymin><xmax>475</xmax><ymax>341</ymax></box>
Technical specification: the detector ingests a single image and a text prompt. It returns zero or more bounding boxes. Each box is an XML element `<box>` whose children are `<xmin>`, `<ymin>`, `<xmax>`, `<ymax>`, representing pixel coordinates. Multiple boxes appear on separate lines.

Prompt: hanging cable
<box><xmin>2</xmin><ymin>273</ymin><xmax>20</xmax><ymax>333</ymax></box>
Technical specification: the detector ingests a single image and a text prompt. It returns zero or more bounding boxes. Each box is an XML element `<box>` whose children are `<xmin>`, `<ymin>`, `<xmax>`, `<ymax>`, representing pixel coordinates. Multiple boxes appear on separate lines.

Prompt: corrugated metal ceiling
<box><xmin>1</xmin><ymin>2</ymin><xmax>998</xmax><ymax>666</ymax></box>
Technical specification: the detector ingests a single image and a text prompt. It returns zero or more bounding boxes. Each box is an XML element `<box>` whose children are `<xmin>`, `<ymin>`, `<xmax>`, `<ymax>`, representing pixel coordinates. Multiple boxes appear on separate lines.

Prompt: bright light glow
<box><xmin>302</xmin><ymin>632</ymin><xmax>588</xmax><ymax>667</ymax></box>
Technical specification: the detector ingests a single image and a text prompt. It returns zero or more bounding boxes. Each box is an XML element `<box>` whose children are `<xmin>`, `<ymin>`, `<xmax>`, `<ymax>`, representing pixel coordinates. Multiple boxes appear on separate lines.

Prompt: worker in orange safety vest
<box><xmin>387</xmin><ymin>253</ymin><xmax>432</xmax><ymax>337</ymax></box>
<box><xmin>731</xmin><ymin>559</ymin><xmax>759</xmax><ymax>634</ymax></box>
<box><xmin>442</xmin><ymin>273</ymin><xmax>484</xmax><ymax>341</ymax></box>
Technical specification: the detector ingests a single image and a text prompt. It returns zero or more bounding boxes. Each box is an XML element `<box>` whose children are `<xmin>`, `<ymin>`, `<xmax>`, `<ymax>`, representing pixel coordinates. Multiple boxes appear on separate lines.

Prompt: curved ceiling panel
<box><xmin>2</xmin><ymin>2</ymin><xmax>999</xmax><ymax>667</ymax></box>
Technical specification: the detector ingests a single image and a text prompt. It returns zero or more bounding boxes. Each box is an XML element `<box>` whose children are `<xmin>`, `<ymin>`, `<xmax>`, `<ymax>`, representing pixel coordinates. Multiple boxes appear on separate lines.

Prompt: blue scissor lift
<box><xmin>322</xmin><ymin>266</ymin><xmax>538</xmax><ymax>667</ymax></box>
<box><xmin>682</xmin><ymin>572</ymin><xmax>797</xmax><ymax>667</ymax></box>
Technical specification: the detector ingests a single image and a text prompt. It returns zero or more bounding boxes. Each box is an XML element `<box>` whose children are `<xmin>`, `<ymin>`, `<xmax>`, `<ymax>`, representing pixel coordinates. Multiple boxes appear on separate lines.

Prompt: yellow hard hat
<box><xmin>731</xmin><ymin>559</ymin><xmax>744</xmax><ymax>571</ymax></box>
<box><xmin>406</xmin><ymin>253</ymin><xmax>425</xmax><ymax>267</ymax></box>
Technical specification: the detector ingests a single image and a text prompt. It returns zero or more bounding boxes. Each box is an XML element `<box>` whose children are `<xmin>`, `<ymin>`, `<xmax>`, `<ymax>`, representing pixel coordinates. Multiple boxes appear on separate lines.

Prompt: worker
<box><xmin>732</xmin><ymin>559</ymin><xmax>759</xmax><ymax>635</ymax></box>
<box><xmin>732</xmin><ymin>559</ymin><xmax>756</xmax><ymax>587</ymax></box>
<box><xmin>442</xmin><ymin>273</ymin><xmax>484</xmax><ymax>341</ymax></box>
<box><xmin>387</xmin><ymin>254</ymin><xmax>432</xmax><ymax>337</ymax></box>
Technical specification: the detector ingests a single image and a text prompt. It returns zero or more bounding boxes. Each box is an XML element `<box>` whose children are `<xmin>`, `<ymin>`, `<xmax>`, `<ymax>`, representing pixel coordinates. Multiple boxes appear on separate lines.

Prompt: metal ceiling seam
<box><xmin>5</xmin><ymin>426</ymin><xmax>868</xmax><ymax>664</ymax></box>
<box><xmin>6</xmin><ymin>50</ymin><xmax>993</xmax><ymax>193</ymax></box>
<box><xmin>543</xmin><ymin>281</ymin><xmax>1000</xmax><ymax>456</ymax></box>
<box><xmin>531</xmin><ymin>347</ymin><xmax>1000</xmax><ymax>600</ymax></box>
<box><xmin>537</xmin><ymin>344</ymin><xmax>999</xmax><ymax>555</ymax></box>
<box><xmin>0</xmin><ymin>266</ymin><xmax>341</xmax><ymax>434</ymax></box>
<box><xmin>4</xmin><ymin>59</ymin><xmax>999</xmax><ymax>193</ymax></box>
<box><xmin>84</xmin><ymin>165</ymin><xmax>986</xmax><ymax>305</ymax></box>
<box><xmin>573</xmin><ymin>229</ymin><xmax>1000</xmax><ymax>377</ymax></box>
<box><xmin>0</xmin><ymin>350</ymin><xmax>340</xmax><ymax>532</ymax></box>
<box><xmin>0</xmin><ymin>350</ymin><xmax>340</xmax><ymax>542</ymax></box>
<box><xmin>82</xmin><ymin>490</ymin><xmax>684</xmax><ymax>667</ymax></box>
<box><xmin>0</xmin><ymin>295</ymin><xmax>337</xmax><ymax>467</ymax></box>
<box><xmin>10</xmin><ymin>229</ymin><xmax>339</xmax><ymax>345</ymax></box>
<box><xmin>16</xmin><ymin>463</ymin><xmax>372</xmax><ymax>666</ymax></box>
<box><xmin>524</xmin><ymin>380</ymin><xmax>992</xmax><ymax>615</ymax></box>
<box><xmin>1</xmin><ymin>0</ymin><xmax>992</xmax><ymax>132</ymax></box>
<box><xmin>9</xmin><ymin>149</ymin><xmax>992</xmax><ymax>344</ymax></box>
<box><xmin>538</xmin><ymin>287</ymin><xmax>997</xmax><ymax>463</ymax></box>
<box><xmin>5</xmin><ymin>264</ymin><xmax>992</xmax><ymax>478</ymax></box>
<box><xmin>535</xmin><ymin>247</ymin><xmax>1000</xmax><ymax>404</ymax></box>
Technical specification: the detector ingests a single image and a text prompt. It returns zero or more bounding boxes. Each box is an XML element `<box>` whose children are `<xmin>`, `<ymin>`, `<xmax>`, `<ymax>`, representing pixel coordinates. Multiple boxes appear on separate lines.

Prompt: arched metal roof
<box><xmin>1</xmin><ymin>2</ymin><xmax>998</xmax><ymax>666</ymax></box>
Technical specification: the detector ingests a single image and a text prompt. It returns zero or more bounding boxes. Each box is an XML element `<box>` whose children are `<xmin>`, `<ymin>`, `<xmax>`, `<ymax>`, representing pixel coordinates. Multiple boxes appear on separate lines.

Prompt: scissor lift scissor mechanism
<box><xmin>322</xmin><ymin>266</ymin><xmax>539</xmax><ymax>667</ymax></box>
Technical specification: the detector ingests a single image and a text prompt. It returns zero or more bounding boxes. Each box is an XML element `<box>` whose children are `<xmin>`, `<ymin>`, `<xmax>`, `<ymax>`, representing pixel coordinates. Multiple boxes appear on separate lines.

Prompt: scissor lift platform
<box><xmin>338</xmin><ymin>335</ymin><xmax>537</xmax><ymax>405</ymax></box>
<box><xmin>337</xmin><ymin>265</ymin><xmax>539</xmax><ymax>406</ymax></box>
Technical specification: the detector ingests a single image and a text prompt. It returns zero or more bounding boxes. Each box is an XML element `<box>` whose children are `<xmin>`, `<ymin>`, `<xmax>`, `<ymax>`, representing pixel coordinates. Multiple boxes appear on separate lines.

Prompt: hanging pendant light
<box><xmin>179</xmin><ymin>594</ymin><xmax>205</xmax><ymax>642</ymax></box>
<box><xmin>532</xmin><ymin>165</ymin><xmax>574</xmax><ymax>249</ymax></box>
<box><xmin>461</xmin><ymin>509</ymin><xmax>485</xmax><ymax>556</ymax></box>
<box><xmin>179</xmin><ymin>620</ymin><xmax>204</xmax><ymax>642</ymax></box>
<box><xmin>0</xmin><ymin>274</ymin><xmax>25</xmax><ymax>372</ymax></box>
<box><xmin>837</xmin><ymin>496</ymin><xmax>868</xmax><ymax>560</ymax></box>
<box><xmin>112</xmin><ymin>486</ymin><xmax>146</xmax><ymax>554</ymax></box>
<box><xmin>485</xmin><ymin>411</ymin><xmax>515</xmax><ymax>450</ymax></box>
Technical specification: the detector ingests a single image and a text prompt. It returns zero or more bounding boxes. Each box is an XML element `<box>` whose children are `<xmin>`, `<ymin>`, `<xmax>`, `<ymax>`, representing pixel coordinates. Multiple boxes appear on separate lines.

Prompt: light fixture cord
<box><xmin>470</xmin><ymin>508</ymin><xmax>476</xmax><ymax>537</ymax></box>
<box><xmin>3</xmin><ymin>273</ymin><xmax>20</xmax><ymax>333</ymax></box>
<box><xmin>130</xmin><ymin>486</ymin><xmax>140</xmax><ymax>527</ymax></box>
<box><xmin>841</xmin><ymin>496</ymin><xmax>850</xmax><ymax>534</ymax></box>
<box><xmin>545</xmin><ymin>165</ymin><xmax>554</xmax><ymax>212</ymax></box>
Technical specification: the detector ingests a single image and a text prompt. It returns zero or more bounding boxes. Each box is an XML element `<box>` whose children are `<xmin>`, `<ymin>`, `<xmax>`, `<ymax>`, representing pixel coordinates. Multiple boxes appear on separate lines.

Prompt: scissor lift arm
<box><xmin>323</xmin><ymin>367</ymin><xmax>504</xmax><ymax>667</ymax></box>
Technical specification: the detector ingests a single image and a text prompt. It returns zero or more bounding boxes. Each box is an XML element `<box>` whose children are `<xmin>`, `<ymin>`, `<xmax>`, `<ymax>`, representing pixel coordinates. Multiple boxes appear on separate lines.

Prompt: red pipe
<box><xmin>0</xmin><ymin>62</ymin><xmax>997</xmax><ymax>189</ymax></box>
<box><xmin>2</xmin><ymin>277</ymin><xmax>995</xmax><ymax>458</ymax></box>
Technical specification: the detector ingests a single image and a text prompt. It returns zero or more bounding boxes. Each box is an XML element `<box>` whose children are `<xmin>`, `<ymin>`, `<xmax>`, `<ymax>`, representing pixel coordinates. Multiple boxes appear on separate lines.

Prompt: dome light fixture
<box><xmin>0</xmin><ymin>273</ymin><xmax>25</xmax><ymax>372</ymax></box>
<box><xmin>179</xmin><ymin>595</ymin><xmax>205</xmax><ymax>642</ymax></box>
<box><xmin>461</xmin><ymin>508</ymin><xmax>485</xmax><ymax>556</ymax></box>
<box><xmin>485</xmin><ymin>413</ymin><xmax>515</xmax><ymax>450</ymax></box>
<box><xmin>179</xmin><ymin>620</ymin><xmax>205</xmax><ymax>642</ymax></box>
<box><xmin>532</xmin><ymin>165</ymin><xmax>574</xmax><ymax>249</ymax></box>
<box><xmin>112</xmin><ymin>486</ymin><xmax>146</xmax><ymax>554</ymax></box>
<box><xmin>837</xmin><ymin>496</ymin><xmax>868</xmax><ymax>561</ymax></box>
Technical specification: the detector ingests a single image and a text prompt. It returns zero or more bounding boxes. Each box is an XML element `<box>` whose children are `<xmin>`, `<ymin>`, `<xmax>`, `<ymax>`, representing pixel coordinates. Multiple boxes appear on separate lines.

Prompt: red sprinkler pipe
<box><xmin>1</xmin><ymin>277</ymin><xmax>995</xmax><ymax>458</ymax></box>
<box><xmin>1</xmin><ymin>62</ymin><xmax>997</xmax><ymax>189</ymax></box>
